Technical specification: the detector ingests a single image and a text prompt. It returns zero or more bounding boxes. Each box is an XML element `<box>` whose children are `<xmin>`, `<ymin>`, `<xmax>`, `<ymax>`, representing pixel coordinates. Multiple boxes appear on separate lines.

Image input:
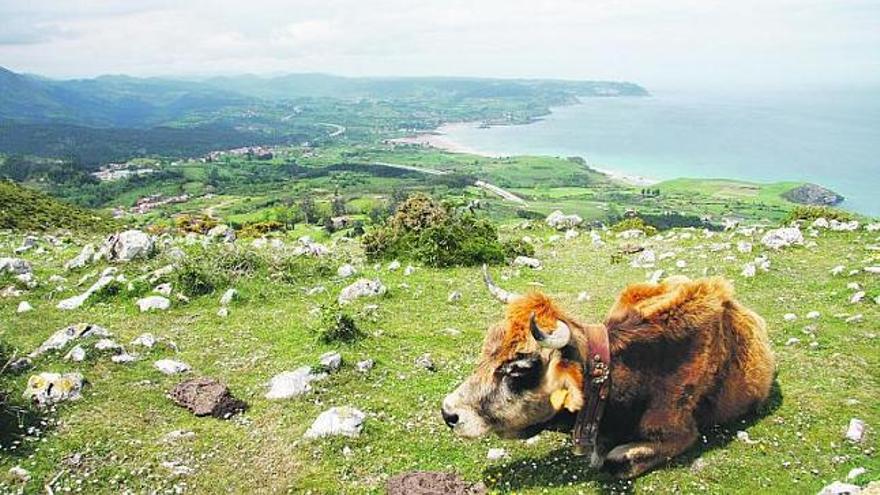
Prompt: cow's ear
<box><xmin>549</xmin><ymin>360</ymin><xmax>585</xmax><ymax>412</ymax></box>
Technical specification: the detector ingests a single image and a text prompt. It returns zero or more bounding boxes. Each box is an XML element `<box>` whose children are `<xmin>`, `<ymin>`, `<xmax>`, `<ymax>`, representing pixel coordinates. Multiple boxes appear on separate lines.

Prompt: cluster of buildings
<box><xmin>203</xmin><ymin>146</ymin><xmax>274</xmax><ymax>162</ymax></box>
<box><xmin>113</xmin><ymin>193</ymin><xmax>190</xmax><ymax>217</ymax></box>
<box><xmin>91</xmin><ymin>162</ymin><xmax>156</xmax><ymax>182</ymax></box>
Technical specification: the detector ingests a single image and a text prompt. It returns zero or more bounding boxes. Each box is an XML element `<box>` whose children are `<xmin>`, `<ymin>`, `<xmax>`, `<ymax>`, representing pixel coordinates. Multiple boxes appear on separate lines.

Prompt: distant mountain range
<box><xmin>0</xmin><ymin>66</ymin><xmax>648</xmax><ymax>128</ymax></box>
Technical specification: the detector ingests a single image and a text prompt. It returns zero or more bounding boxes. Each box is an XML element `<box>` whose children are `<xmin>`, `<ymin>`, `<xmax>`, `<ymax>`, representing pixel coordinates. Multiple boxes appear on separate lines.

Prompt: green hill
<box><xmin>0</xmin><ymin>180</ymin><xmax>112</xmax><ymax>231</ymax></box>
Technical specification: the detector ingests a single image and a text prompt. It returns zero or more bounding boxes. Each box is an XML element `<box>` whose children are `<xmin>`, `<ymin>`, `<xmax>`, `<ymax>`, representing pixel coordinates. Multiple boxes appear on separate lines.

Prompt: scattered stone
<box><xmin>783</xmin><ymin>313</ymin><xmax>797</xmax><ymax>322</ymax></box>
<box><xmin>845</xmin><ymin>418</ymin><xmax>866</xmax><ymax>442</ymax></box>
<box><xmin>306</xmin><ymin>285</ymin><xmax>326</xmax><ymax>296</ymax></box>
<box><xmin>160</xmin><ymin>460</ymin><xmax>194</xmax><ymax>477</ymax></box>
<box><xmin>219</xmin><ymin>288</ymin><xmax>237</xmax><ymax>306</ymax></box>
<box><xmin>736</xmin><ymin>430</ymin><xmax>756</xmax><ymax>444</ymax></box>
<box><xmin>265</xmin><ymin>367</ymin><xmax>326</xmax><ymax>399</ymax></box>
<box><xmin>513</xmin><ymin>256</ymin><xmax>541</xmax><ymax>269</ymax></box>
<box><xmin>737</xmin><ymin>241</ymin><xmax>753</xmax><ymax>253</ymax></box>
<box><xmin>545</xmin><ymin>210</ymin><xmax>583</xmax><ymax>230</ymax></box>
<box><xmin>0</xmin><ymin>257</ymin><xmax>32</xmax><ymax>275</ymax></box>
<box><xmin>65</xmin><ymin>345</ymin><xmax>86</xmax><ymax>362</ymax></box>
<box><xmin>829</xmin><ymin>220</ymin><xmax>860</xmax><ymax>232</ymax></box>
<box><xmin>564</xmin><ymin>229</ymin><xmax>579</xmax><ymax>240</ymax></box>
<box><xmin>847</xmin><ymin>283</ymin><xmax>862</xmax><ymax>291</ymax></box>
<box><xmin>648</xmin><ymin>269</ymin><xmax>664</xmax><ymax>284</ymax></box>
<box><xmin>100</xmin><ymin>230</ymin><xmax>155</xmax><ymax>262</ymax></box>
<box><xmin>388</xmin><ymin>260</ymin><xmax>401</xmax><ymax>271</ymax></box>
<box><xmin>806</xmin><ymin>311</ymin><xmax>821</xmax><ymax>319</ymax></box>
<box><xmin>57</xmin><ymin>272</ymin><xmax>117</xmax><ymax>310</ymax></box>
<box><xmin>338</xmin><ymin>278</ymin><xmax>387</xmax><ymax>304</ymax></box>
<box><xmin>169</xmin><ymin>377</ymin><xmax>247</xmax><ymax>418</ymax></box>
<box><xmin>356</xmin><ymin>359</ymin><xmax>375</xmax><ymax>373</ymax></box>
<box><xmin>675</xmin><ymin>259</ymin><xmax>687</xmax><ymax>268</ymax></box>
<box><xmin>217</xmin><ymin>307</ymin><xmax>229</xmax><ymax>318</ymax></box>
<box><xmin>23</xmin><ymin>372</ymin><xmax>85</xmax><ymax>406</ymax></box>
<box><xmin>486</xmin><ymin>448</ymin><xmax>509</xmax><ymax>460</ymax></box>
<box><xmin>64</xmin><ymin>244</ymin><xmax>96</xmax><ymax>270</ymax></box>
<box><xmin>304</xmin><ymin>406</ymin><xmax>366</xmax><ymax>438</ymax></box>
<box><xmin>847</xmin><ymin>467</ymin><xmax>867</xmax><ymax>480</ymax></box>
<box><xmin>617</xmin><ymin>229</ymin><xmax>645</xmax><ymax>239</ymax></box>
<box><xmin>817</xmin><ymin>481</ymin><xmax>862</xmax><ymax>495</ymax></box>
<box><xmin>111</xmin><ymin>352</ymin><xmax>137</xmax><ymax>364</ymax></box>
<box><xmin>207</xmin><ymin>224</ymin><xmax>236</xmax><ymax>243</ymax></box>
<box><xmin>319</xmin><ymin>351</ymin><xmax>343</xmax><ymax>372</ymax></box>
<box><xmin>29</xmin><ymin>323</ymin><xmax>111</xmax><ymax>358</ymax></box>
<box><xmin>162</xmin><ymin>430</ymin><xmax>196</xmax><ymax>443</ymax></box>
<box><xmin>154</xmin><ymin>283</ymin><xmax>172</xmax><ymax>296</ymax></box>
<box><xmin>386</xmin><ymin>472</ymin><xmax>487</xmax><ymax>495</ymax></box>
<box><xmin>154</xmin><ymin>359</ymin><xmax>190</xmax><ymax>375</ymax></box>
<box><xmin>137</xmin><ymin>295</ymin><xmax>170</xmax><ymax>312</ymax></box>
<box><xmin>845</xmin><ymin>314</ymin><xmax>863</xmax><ymax>324</ymax></box>
<box><xmin>16</xmin><ymin>301</ymin><xmax>33</xmax><ymax>313</ymax></box>
<box><xmin>761</xmin><ymin>227</ymin><xmax>804</xmax><ymax>250</ymax></box>
<box><xmin>831</xmin><ymin>265</ymin><xmax>846</xmax><ymax>276</ymax></box>
<box><xmin>447</xmin><ymin>291</ymin><xmax>462</xmax><ymax>302</ymax></box>
<box><xmin>337</xmin><ymin>264</ymin><xmax>357</xmax><ymax>278</ymax></box>
<box><xmin>850</xmin><ymin>291</ymin><xmax>865</xmax><ymax>304</ymax></box>
<box><xmin>865</xmin><ymin>266</ymin><xmax>880</xmax><ymax>275</ymax></box>
<box><xmin>741</xmin><ymin>263</ymin><xmax>757</xmax><ymax>278</ymax></box>
<box><xmin>577</xmin><ymin>291</ymin><xmax>591</xmax><ymax>302</ymax></box>
<box><xmin>131</xmin><ymin>333</ymin><xmax>157</xmax><ymax>348</ymax></box>
<box><xmin>785</xmin><ymin>337</ymin><xmax>800</xmax><ymax>346</ymax></box>
<box><xmin>404</xmin><ymin>265</ymin><xmax>416</xmax><ymax>276</ymax></box>
<box><xmin>631</xmin><ymin>250</ymin><xmax>656</xmax><ymax>268</ymax></box>
<box><xmin>415</xmin><ymin>353</ymin><xmax>436</xmax><ymax>371</ymax></box>
<box><xmin>8</xmin><ymin>466</ymin><xmax>31</xmax><ymax>483</ymax></box>
<box><xmin>94</xmin><ymin>338</ymin><xmax>122</xmax><ymax>352</ymax></box>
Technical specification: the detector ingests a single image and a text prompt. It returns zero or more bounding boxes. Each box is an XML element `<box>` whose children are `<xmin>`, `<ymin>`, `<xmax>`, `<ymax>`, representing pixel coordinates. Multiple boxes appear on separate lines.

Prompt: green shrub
<box><xmin>785</xmin><ymin>205</ymin><xmax>854</xmax><ymax>223</ymax></box>
<box><xmin>274</xmin><ymin>255</ymin><xmax>333</xmax><ymax>285</ymax></box>
<box><xmin>502</xmin><ymin>238</ymin><xmax>536</xmax><ymax>259</ymax></box>
<box><xmin>318</xmin><ymin>304</ymin><xmax>363</xmax><ymax>344</ymax></box>
<box><xmin>362</xmin><ymin>193</ymin><xmax>513</xmax><ymax>267</ymax></box>
<box><xmin>239</xmin><ymin>220</ymin><xmax>284</xmax><ymax>238</ymax></box>
<box><xmin>173</xmin><ymin>246</ymin><xmax>265</xmax><ymax>296</ymax></box>
<box><xmin>610</xmin><ymin>217</ymin><xmax>657</xmax><ymax>236</ymax></box>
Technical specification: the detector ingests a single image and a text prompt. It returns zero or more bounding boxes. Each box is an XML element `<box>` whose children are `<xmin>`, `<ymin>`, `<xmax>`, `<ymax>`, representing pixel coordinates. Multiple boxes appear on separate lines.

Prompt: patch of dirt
<box><xmin>169</xmin><ymin>377</ymin><xmax>247</xmax><ymax>418</ymax></box>
<box><xmin>386</xmin><ymin>471</ymin><xmax>486</xmax><ymax>495</ymax></box>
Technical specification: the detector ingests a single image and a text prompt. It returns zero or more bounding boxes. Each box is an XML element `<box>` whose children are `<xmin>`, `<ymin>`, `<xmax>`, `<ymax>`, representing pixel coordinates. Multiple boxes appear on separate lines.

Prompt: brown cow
<box><xmin>442</xmin><ymin>268</ymin><xmax>775</xmax><ymax>478</ymax></box>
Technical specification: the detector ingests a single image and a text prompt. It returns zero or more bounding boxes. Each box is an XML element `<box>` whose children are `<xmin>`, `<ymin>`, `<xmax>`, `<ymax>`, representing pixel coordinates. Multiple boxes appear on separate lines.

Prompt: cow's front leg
<box><xmin>604</xmin><ymin>410</ymin><xmax>698</xmax><ymax>478</ymax></box>
<box><xmin>587</xmin><ymin>433</ymin><xmax>615</xmax><ymax>469</ymax></box>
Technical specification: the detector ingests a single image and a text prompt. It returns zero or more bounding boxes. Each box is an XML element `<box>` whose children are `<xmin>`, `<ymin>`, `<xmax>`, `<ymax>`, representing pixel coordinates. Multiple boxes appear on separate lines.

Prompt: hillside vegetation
<box><xmin>1</xmin><ymin>211</ymin><xmax>877</xmax><ymax>493</ymax></box>
<box><xmin>0</xmin><ymin>180</ymin><xmax>111</xmax><ymax>231</ymax></box>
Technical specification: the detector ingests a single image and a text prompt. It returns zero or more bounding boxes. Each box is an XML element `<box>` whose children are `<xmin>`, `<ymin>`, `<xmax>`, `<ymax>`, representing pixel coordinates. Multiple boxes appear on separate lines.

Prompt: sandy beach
<box><xmin>390</xmin><ymin>122</ymin><xmax>658</xmax><ymax>187</ymax></box>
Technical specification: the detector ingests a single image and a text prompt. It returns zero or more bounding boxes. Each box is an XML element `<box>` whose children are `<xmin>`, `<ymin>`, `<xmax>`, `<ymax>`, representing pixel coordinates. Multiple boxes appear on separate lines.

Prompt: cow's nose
<box><xmin>441</xmin><ymin>408</ymin><xmax>459</xmax><ymax>428</ymax></box>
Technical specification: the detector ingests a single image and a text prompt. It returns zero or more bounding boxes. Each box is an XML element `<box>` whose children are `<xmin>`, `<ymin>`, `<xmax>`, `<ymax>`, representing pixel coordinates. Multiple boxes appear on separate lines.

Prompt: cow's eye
<box><xmin>498</xmin><ymin>354</ymin><xmax>543</xmax><ymax>391</ymax></box>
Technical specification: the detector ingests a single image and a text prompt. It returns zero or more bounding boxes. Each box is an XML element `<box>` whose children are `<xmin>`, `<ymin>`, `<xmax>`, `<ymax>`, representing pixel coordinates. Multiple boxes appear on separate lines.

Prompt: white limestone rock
<box><xmin>338</xmin><ymin>278</ymin><xmax>387</xmax><ymax>305</ymax></box>
<box><xmin>137</xmin><ymin>295</ymin><xmax>170</xmax><ymax>312</ymax></box>
<box><xmin>23</xmin><ymin>372</ymin><xmax>85</xmax><ymax>406</ymax></box>
<box><xmin>761</xmin><ymin>227</ymin><xmax>803</xmax><ymax>250</ymax></box>
<box><xmin>265</xmin><ymin>367</ymin><xmax>326</xmax><ymax>399</ymax></box>
<box><xmin>154</xmin><ymin>359</ymin><xmax>190</xmax><ymax>375</ymax></box>
<box><xmin>304</xmin><ymin>406</ymin><xmax>366</xmax><ymax>439</ymax></box>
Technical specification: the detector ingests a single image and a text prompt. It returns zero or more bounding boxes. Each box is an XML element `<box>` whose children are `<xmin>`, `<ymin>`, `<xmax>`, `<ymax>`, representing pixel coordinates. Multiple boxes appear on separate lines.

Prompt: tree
<box><xmin>331</xmin><ymin>191</ymin><xmax>346</xmax><ymax>217</ymax></box>
<box><xmin>299</xmin><ymin>195</ymin><xmax>318</xmax><ymax>224</ymax></box>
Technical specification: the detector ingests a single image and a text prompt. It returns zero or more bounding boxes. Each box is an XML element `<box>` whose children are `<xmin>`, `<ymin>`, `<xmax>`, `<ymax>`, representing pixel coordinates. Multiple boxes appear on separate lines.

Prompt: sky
<box><xmin>0</xmin><ymin>0</ymin><xmax>878</xmax><ymax>90</ymax></box>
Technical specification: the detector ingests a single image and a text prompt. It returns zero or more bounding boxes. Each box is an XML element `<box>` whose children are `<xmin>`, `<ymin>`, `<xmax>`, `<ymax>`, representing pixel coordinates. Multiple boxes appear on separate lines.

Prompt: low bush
<box><xmin>362</xmin><ymin>193</ymin><xmax>514</xmax><ymax>267</ymax></box>
<box><xmin>317</xmin><ymin>304</ymin><xmax>363</xmax><ymax>344</ymax></box>
<box><xmin>173</xmin><ymin>246</ymin><xmax>265</xmax><ymax>296</ymax></box>
<box><xmin>610</xmin><ymin>217</ymin><xmax>658</xmax><ymax>236</ymax></box>
<box><xmin>785</xmin><ymin>205</ymin><xmax>854</xmax><ymax>223</ymax></box>
<box><xmin>238</xmin><ymin>220</ymin><xmax>284</xmax><ymax>238</ymax></box>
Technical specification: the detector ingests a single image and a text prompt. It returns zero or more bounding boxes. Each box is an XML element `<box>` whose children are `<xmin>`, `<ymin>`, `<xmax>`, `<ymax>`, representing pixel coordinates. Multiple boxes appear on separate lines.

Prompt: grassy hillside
<box><xmin>0</xmin><ymin>180</ymin><xmax>112</xmax><ymax>231</ymax></box>
<box><xmin>1</xmin><ymin>218</ymin><xmax>877</xmax><ymax>493</ymax></box>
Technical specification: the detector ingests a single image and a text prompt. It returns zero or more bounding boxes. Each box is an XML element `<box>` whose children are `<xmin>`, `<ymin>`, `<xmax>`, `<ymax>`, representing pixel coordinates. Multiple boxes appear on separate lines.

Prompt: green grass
<box><xmin>1</xmin><ymin>221</ymin><xmax>878</xmax><ymax>493</ymax></box>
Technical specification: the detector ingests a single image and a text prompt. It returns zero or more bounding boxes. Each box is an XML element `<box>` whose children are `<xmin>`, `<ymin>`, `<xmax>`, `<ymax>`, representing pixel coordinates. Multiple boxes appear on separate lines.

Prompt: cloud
<box><xmin>0</xmin><ymin>0</ymin><xmax>876</xmax><ymax>89</ymax></box>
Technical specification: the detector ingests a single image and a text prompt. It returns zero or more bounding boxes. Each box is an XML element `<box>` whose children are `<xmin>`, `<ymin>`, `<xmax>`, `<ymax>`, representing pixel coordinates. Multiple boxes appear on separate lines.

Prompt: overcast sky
<box><xmin>1</xmin><ymin>0</ymin><xmax>877</xmax><ymax>90</ymax></box>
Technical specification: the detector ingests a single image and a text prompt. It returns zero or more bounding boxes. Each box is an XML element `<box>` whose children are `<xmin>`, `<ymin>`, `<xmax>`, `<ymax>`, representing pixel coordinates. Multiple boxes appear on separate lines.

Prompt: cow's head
<box><xmin>441</xmin><ymin>266</ymin><xmax>589</xmax><ymax>439</ymax></box>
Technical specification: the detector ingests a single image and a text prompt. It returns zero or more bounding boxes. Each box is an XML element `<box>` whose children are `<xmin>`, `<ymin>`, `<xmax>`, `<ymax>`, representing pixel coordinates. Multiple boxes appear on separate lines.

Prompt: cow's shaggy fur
<box><xmin>443</xmin><ymin>275</ymin><xmax>775</xmax><ymax>478</ymax></box>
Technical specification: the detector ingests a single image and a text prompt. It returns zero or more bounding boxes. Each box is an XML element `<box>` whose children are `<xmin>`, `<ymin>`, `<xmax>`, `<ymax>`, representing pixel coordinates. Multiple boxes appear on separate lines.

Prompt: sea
<box><xmin>442</xmin><ymin>89</ymin><xmax>880</xmax><ymax>216</ymax></box>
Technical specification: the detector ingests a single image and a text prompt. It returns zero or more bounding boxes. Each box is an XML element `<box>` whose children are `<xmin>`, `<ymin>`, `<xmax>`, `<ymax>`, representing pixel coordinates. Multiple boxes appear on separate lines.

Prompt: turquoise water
<box><xmin>444</xmin><ymin>90</ymin><xmax>880</xmax><ymax>216</ymax></box>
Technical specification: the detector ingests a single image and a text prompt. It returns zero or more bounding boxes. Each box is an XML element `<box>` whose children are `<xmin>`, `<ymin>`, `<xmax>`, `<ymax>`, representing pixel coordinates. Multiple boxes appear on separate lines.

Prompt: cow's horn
<box><xmin>529</xmin><ymin>313</ymin><xmax>571</xmax><ymax>349</ymax></box>
<box><xmin>482</xmin><ymin>264</ymin><xmax>519</xmax><ymax>304</ymax></box>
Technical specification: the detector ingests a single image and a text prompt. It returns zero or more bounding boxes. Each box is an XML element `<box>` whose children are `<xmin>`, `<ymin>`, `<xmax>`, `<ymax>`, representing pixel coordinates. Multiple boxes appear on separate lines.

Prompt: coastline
<box><xmin>390</xmin><ymin>120</ymin><xmax>659</xmax><ymax>187</ymax></box>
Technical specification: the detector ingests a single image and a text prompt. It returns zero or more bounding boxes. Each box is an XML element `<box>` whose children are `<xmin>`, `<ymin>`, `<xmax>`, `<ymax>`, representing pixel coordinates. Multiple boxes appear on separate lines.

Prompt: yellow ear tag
<box><xmin>550</xmin><ymin>389</ymin><xmax>569</xmax><ymax>411</ymax></box>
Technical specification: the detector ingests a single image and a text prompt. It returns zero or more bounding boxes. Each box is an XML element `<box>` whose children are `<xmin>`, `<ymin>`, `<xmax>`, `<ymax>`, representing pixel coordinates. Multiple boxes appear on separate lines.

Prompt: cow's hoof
<box><xmin>604</xmin><ymin>443</ymin><xmax>657</xmax><ymax>479</ymax></box>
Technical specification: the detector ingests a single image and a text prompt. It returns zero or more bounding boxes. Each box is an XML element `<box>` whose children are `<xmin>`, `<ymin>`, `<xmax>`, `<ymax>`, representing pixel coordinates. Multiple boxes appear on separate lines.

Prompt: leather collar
<box><xmin>570</xmin><ymin>324</ymin><xmax>611</xmax><ymax>457</ymax></box>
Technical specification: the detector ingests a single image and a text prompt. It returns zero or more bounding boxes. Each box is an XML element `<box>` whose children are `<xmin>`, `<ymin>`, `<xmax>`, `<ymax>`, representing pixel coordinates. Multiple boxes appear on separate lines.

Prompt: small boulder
<box><xmin>23</xmin><ymin>372</ymin><xmax>85</xmax><ymax>406</ymax></box>
<box><xmin>761</xmin><ymin>227</ymin><xmax>803</xmax><ymax>250</ymax></box>
<box><xmin>447</xmin><ymin>291</ymin><xmax>462</xmax><ymax>302</ymax></box>
<box><xmin>817</xmin><ymin>481</ymin><xmax>862</xmax><ymax>495</ymax></box>
<box><xmin>154</xmin><ymin>359</ymin><xmax>191</xmax><ymax>375</ymax></box>
<box><xmin>337</xmin><ymin>264</ymin><xmax>357</xmax><ymax>278</ymax></box>
<box><xmin>16</xmin><ymin>301</ymin><xmax>33</xmax><ymax>313</ymax></box>
<box><xmin>513</xmin><ymin>256</ymin><xmax>541</xmax><ymax>269</ymax></box>
<box><xmin>131</xmin><ymin>333</ymin><xmax>157</xmax><ymax>348</ymax></box>
<box><xmin>415</xmin><ymin>353</ymin><xmax>436</xmax><ymax>371</ymax></box>
<box><xmin>8</xmin><ymin>466</ymin><xmax>31</xmax><ymax>484</ymax></box>
<box><xmin>319</xmin><ymin>351</ymin><xmax>343</xmax><ymax>373</ymax></box>
<box><xmin>65</xmin><ymin>345</ymin><xmax>86</xmax><ymax>362</ymax></box>
<box><xmin>219</xmin><ymin>288</ymin><xmax>237</xmax><ymax>306</ymax></box>
<box><xmin>545</xmin><ymin>210</ymin><xmax>583</xmax><ymax>230</ymax></box>
<box><xmin>845</xmin><ymin>418</ymin><xmax>866</xmax><ymax>443</ymax></box>
<box><xmin>265</xmin><ymin>367</ymin><xmax>326</xmax><ymax>399</ymax></box>
<box><xmin>486</xmin><ymin>448</ymin><xmax>509</xmax><ymax>460</ymax></box>
<box><xmin>101</xmin><ymin>230</ymin><xmax>154</xmax><ymax>262</ymax></box>
<box><xmin>304</xmin><ymin>406</ymin><xmax>366</xmax><ymax>438</ymax></box>
<box><xmin>356</xmin><ymin>359</ymin><xmax>375</xmax><ymax>373</ymax></box>
<box><xmin>338</xmin><ymin>278</ymin><xmax>387</xmax><ymax>304</ymax></box>
<box><xmin>64</xmin><ymin>244</ymin><xmax>96</xmax><ymax>270</ymax></box>
<box><xmin>137</xmin><ymin>295</ymin><xmax>170</xmax><ymax>312</ymax></box>
<box><xmin>169</xmin><ymin>377</ymin><xmax>247</xmax><ymax>418</ymax></box>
